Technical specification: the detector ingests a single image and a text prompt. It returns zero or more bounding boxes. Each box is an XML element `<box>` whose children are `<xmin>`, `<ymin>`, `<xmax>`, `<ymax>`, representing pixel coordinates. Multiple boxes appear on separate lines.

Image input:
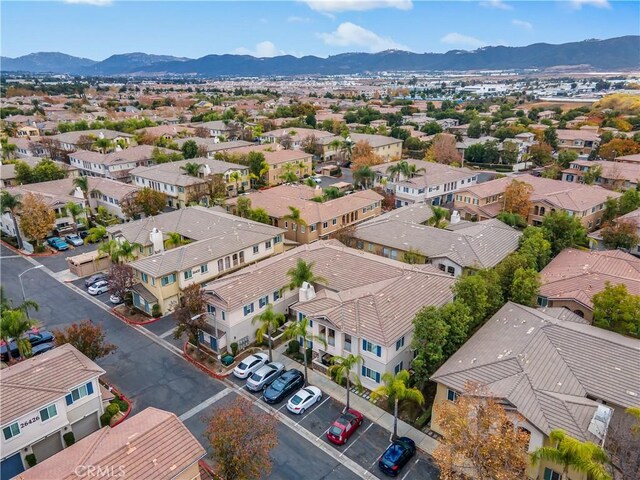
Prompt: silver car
<box><xmin>246</xmin><ymin>362</ymin><xmax>285</xmax><ymax>391</ymax></box>
<box><xmin>233</xmin><ymin>352</ymin><xmax>269</xmax><ymax>379</ymax></box>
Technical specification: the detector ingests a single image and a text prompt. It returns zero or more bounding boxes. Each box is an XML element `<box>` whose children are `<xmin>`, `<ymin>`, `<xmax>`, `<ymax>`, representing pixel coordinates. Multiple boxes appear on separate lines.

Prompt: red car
<box><xmin>326</xmin><ymin>408</ymin><xmax>363</xmax><ymax>445</ymax></box>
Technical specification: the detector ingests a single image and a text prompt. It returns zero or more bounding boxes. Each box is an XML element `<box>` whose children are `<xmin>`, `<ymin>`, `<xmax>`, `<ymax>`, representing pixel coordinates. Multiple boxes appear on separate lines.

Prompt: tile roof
<box><xmin>173</xmin><ymin>138</ymin><xmax>252</xmax><ymax>151</ymax></box>
<box><xmin>16</xmin><ymin>407</ymin><xmax>205</xmax><ymax>480</ymax></box>
<box><xmin>6</xmin><ymin>177</ymin><xmax>139</xmax><ymax>202</ymax></box>
<box><xmin>0</xmin><ymin>344</ymin><xmax>105</xmax><ymax>425</ymax></box>
<box><xmin>52</xmin><ymin>129</ymin><xmax>133</xmax><ymax>144</ymax></box>
<box><xmin>567</xmin><ymin>160</ymin><xmax>640</xmax><ymax>183</ymax></box>
<box><xmin>69</xmin><ymin>145</ymin><xmax>162</xmax><ymax>166</ymax></box>
<box><xmin>556</xmin><ymin>129</ymin><xmax>600</xmax><ymax>142</ymax></box>
<box><xmin>130</xmin><ymin>157</ymin><xmax>246</xmax><ymax>187</ymax></box>
<box><xmin>539</xmin><ymin>249</ymin><xmax>640</xmax><ymax>309</ymax></box>
<box><xmin>431</xmin><ymin>302</ymin><xmax>640</xmax><ymax>441</ymax></box>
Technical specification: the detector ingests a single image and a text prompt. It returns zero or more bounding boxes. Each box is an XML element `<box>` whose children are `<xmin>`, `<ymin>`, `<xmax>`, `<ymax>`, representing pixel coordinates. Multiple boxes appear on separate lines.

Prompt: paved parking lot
<box><xmin>36</xmin><ymin>242</ymin><xmax>98</xmax><ymax>273</ymax></box>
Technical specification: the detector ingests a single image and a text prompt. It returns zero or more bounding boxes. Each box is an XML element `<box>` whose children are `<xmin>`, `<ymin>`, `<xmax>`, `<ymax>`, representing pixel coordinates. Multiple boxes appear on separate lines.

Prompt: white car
<box><xmin>286</xmin><ymin>386</ymin><xmax>322</xmax><ymax>414</ymax></box>
<box><xmin>88</xmin><ymin>280</ymin><xmax>109</xmax><ymax>295</ymax></box>
<box><xmin>246</xmin><ymin>362</ymin><xmax>285</xmax><ymax>392</ymax></box>
<box><xmin>233</xmin><ymin>352</ymin><xmax>269</xmax><ymax>379</ymax></box>
<box><xmin>311</xmin><ymin>176</ymin><xmax>322</xmax><ymax>184</ymax></box>
<box><xmin>109</xmin><ymin>294</ymin><xmax>122</xmax><ymax>304</ymax></box>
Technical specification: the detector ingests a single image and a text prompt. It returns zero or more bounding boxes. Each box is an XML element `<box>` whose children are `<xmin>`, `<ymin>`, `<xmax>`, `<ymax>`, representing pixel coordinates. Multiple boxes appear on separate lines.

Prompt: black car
<box><xmin>31</xmin><ymin>342</ymin><xmax>55</xmax><ymax>356</ymax></box>
<box><xmin>85</xmin><ymin>273</ymin><xmax>108</xmax><ymax>288</ymax></box>
<box><xmin>378</xmin><ymin>437</ymin><xmax>416</xmax><ymax>476</ymax></box>
<box><xmin>262</xmin><ymin>369</ymin><xmax>304</xmax><ymax>404</ymax></box>
<box><xmin>1</xmin><ymin>330</ymin><xmax>55</xmax><ymax>362</ymax></box>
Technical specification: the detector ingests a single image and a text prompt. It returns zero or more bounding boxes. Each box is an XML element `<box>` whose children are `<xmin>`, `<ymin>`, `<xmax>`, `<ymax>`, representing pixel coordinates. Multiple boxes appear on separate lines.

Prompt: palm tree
<box><xmin>64</xmin><ymin>201</ymin><xmax>85</xmax><ymax>233</ymax></box>
<box><xmin>531</xmin><ymin>429</ymin><xmax>611</xmax><ymax>480</ymax></box>
<box><xmin>71</xmin><ymin>176</ymin><xmax>101</xmax><ymax>217</ymax></box>
<box><xmin>353</xmin><ymin>166</ymin><xmax>375</xmax><ymax>189</ymax></box>
<box><xmin>284</xmin><ymin>316</ymin><xmax>326</xmax><ymax>385</ymax></box>
<box><xmin>229</xmin><ymin>171</ymin><xmax>242</xmax><ymax>193</ymax></box>
<box><xmin>92</xmin><ymin>137</ymin><xmax>114</xmax><ymax>153</ymax></box>
<box><xmin>181</xmin><ymin>162</ymin><xmax>201</xmax><ymax>177</ymax></box>
<box><xmin>371</xmin><ymin>370</ymin><xmax>424</xmax><ymax>441</ymax></box>
<box><xmin>386</xmin><ymin>162</ymin><xmax>404</xmax><ymax>182</ymax></box>
<box><xmin>98</xmin><ymin>239</ymin><xmax>139</xmax><ymax>263</ymax></box>
<box><xmin>0</xmin><ymin>285</ymin><xmax>39</xmax><ymax>316</ymax></box>
<box><xmin>340</xmin><ymin>137</ymin><xmax>354</xmax><ymax>163</ymax></box>
<box><xmin>85</xmin><ymin>225</ymin><xmax>106</xmax><ymax>244</ymax></box>
<box><xmin>252</xmin><ymin>304</ymin><xmax>285</xmax><ymax>362</ymax></box>
<box><xmin>164</xmin><ymin>231</ymin><xmax>187</xmax><ymax>249</ymax></box>
<box><xmin>328</xmin><ymin>138</ymin><xmax>342</xmax><ymax>161</ymax></box>
<box><xmin>279</xmin><ymin>163</ymin><xmax>298</xmax><ymax>184</ymax></box>
<box><xmin>286</xmin><ymin>258</ymin><xmax>328</xmax><ymax>291</ymax></box>
<box><xmin>428</xmin><ymin>206</ymin><xmax>449</xmax><ymax>229</ymax></box>
<box><xmin>328</xmin><ymin>354</ymin><xmax>364</xmax><ymax>412</ymax></box>
<box><xmin>0</xmin><ymin>308</ymin><xmax>36</xmax><ymax>363</ymax></box>
<box><xmin>1</xmin><ymin>191</ymin><xmax>23</xmax><ymax>249</ymax></box>
<box><xmin>405</xmin><ymin>163</ymin><xmax>425</xmax><ymax>178</ymax></box>
<box><xmin>283</xmin><ymin>206</ymin><xmax>307</xmax><ymax>243</ymax></box>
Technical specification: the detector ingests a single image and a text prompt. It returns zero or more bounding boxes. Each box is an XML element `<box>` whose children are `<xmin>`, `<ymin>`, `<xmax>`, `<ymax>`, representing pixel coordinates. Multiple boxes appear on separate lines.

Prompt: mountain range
<box><xmin>2</xmin><ymin>36</ymin><xmax>639</xmax><ymax>77</ymax></box>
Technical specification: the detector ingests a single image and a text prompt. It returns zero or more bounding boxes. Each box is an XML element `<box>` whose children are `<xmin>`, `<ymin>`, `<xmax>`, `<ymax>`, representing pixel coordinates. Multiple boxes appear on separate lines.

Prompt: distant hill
<box><xmin>2</xmin><ymin>36</ymin><xmax>638</xmax><ymax>76</ymax></box>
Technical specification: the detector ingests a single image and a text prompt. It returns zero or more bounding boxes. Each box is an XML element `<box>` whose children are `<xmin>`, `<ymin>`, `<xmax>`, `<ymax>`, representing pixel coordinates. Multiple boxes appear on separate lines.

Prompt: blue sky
<box><xmin>2</xmin><ymin>0</ymin><xmax>639</xmax><ymax>60</ymax></box>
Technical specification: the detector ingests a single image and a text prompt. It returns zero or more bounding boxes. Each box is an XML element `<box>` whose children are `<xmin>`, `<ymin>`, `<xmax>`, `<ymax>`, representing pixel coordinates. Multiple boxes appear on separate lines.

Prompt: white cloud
<box><xmin>440</xmin><ymin>32</ymin><xmax>487</xmax><ymax>49</ymax></box>
<box><xmin>63</xmin><ymin>0</ymin><xmax>112</xmax><ymax>5</ymax></box>
<box><xmin>234</xmin><ymin>41</ymin><xmax>282</xmax><ymax>58</ymax></box>
<box><xmin>569</xmin><ymin>0</ymin><xmax>611</xmax><ymax>9</ymax></box>
<box><xmin>304</xmin><ymin>0</ymin><xmax>412</xmax><ymax>13</ymax></box>
<box><xmin>287</xmin><ymin>16</ymin><xmax>311</xmax><ymax>23</ymax></box>
<box><xmin>512</xmin><ymin>19</ymin><xmax>533</xmax><ymax>30</ymax></box>
<box><xmin>318</xmin><ymin>22</ymin><xmax>409</xmax><ymax>52</ymax></box>
<box><xmin>479</xmin><ymin>0</ymin><xmax>513</xmax><ymax>10</ymax></box>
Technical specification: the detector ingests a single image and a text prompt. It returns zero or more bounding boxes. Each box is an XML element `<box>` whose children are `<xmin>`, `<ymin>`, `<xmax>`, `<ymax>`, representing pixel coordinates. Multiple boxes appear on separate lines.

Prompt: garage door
<box><xmin>1</xmin><ymin>452</ymin><xmax>25</xmax><ymax>480</ymax></box>
<box><xmin>72</xmin><ymin>413</ymin><xmax>99</xmax><ymax>441</ymax></box>
<box><xmin>32</xmin><ymin>432</ymin><xmax>64</xmax><ymax>464</ymax></box>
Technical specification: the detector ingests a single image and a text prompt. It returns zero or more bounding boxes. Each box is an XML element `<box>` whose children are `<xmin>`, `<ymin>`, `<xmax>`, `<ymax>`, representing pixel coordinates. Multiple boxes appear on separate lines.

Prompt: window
<box><xmin>40</xmin><ymin>404</ymin><xmax>58</xmax><ymax>422</ymax></box>
<box><xmin>239</xmin><ymin>251</ymin><xmax>245</xmax><ymax>263</ymax></box>
<box><xmin>323</xmin><ymin>221</ymin><xmax>328</xmax><ymax>229</ymax></box>
<box><xmin>332</xmin><ymin>218</ymin><xmax>337</xmax><ymax>226</ymax></box>
<box><xmin>362</xmin><ymin>339</ymin><xmax>382</xmax><ymax>357</ymax></box>
<box><xmin>447</xmin><ymin>266</ymin><xmax>455</xmax><ymax>275</ymax></box>
<box><xmin>3</xmin><ymin>422</ymin><xmax>20</xmax><ymax>440</ymax></box>
<box><xmin>274</xmin><ymin>235</ymin><xmax>282</xmax><ymax>244</ymax></box>
<box><xmin>284</xmin><ymin>221</ymin><xmax>288</xmax><ymax>228</ymax></box>
<box><xmin>394</xmin><ymin>361</ymin><xmax>404</xmax><ymax>374</ymax></box>
<box><xmin>310</xmin><ymin>224</ymin><xmax>317</xmax><ymax>232</ymax></box>
<box><xmin>259</xmin><ymin>295</ymin><xmax>269</xmax><ymax>308</ymax></box>
<box><xmin>544</xmin><ymin>468</ymin><xmax>562</xmax><ymax>480</ymax></box>
<box><xmin>273</xmin><ymin>290</ymin><xmax>281</xmax><ymax>301</ymax></box>
<box><xmin>184</xmin><ymin>270</ymin><xmax>193</xmax><ymax>280</ymax></box>
<box><xmin>141</xmin><ymin>272</ymin><xmax>148</xmax><ymax>283</ymax></box>
<box><xmin>265</xmin><ymin>240</ymin><xmax>272</xmax><ymax>249</ymax></box>
<box><xmin>395</xmin><ymin>336</ymin><xmax>405</xmax><ymax>351</ymax></box>
<box><xmin>243</xmin><ymin>303</ymin><xmax>255</xmax><ymax>316</ymax></box>
<box><xmin>300</xmin><ymin>225</ymin><xmax>306</xmax><ymax>233</ymax></box>
<box><xmin>361</xmin><ymin>366</ymin><xmax>381</xmax><ymax>383</ymax></box>
<box><xmin>218</xmin><ymin>259</ymin><xmax>224</xmax><ymax>271</ymax></box>
<box><xmin>537</xmin><ymin>296</ymin><xmax>548</xmax><ymax>307</ymax></box>
<box><xmin>207</xmin><ymin>304</ymin><xmax>215</xmax><ymax>315</ymax></box>
<box><xmin>253</xmin><ymin>245</ymin><xmax>259</xmax><ymax>254</ymax></box>
<box><xmin>66</xmin><ymin>382</ymin><xmax>94</xmax><ymax>405</ymax></box>
<box><xmin>233</xmin><ymin>253</ymin><xmax>239</xmax><ymax>267</ymax></box>
<box><xmin>161</xmin><ymin>273</ymin><xmax>176</xmax><ymax>286</ymax></box>
<box><xmin>225</xmin><ymin>257</ymin><xmax>231</xmax><ymax>269</ymax></box>
<box><xmin>200</xmin><ymin>264</ymin><xmax>208</xmax><ymax>274</ymax></box>
<box><xmin>447</xmin><ymin>389</ymin><xmax>459</xmax><ymax>402</ymax></box>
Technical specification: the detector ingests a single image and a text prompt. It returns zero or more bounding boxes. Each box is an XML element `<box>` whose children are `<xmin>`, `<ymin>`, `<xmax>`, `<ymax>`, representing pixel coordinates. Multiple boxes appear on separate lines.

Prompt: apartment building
<box><xmin>174</xmin><ymin>138</ymin><xmax>253</xmax><ymax>158</ymax></box>
<box><xmin>318</xmin><ymin>133</ymin><xmax>403</xmax><ymax>163</ymax></box>
<box><xmin>556</xmin><ymin>129</ymin><xmax>600</xmax><ymax>155</ymax></box>
<box><xmin>68</xmin><ymin>145</ymin><xmax>167</xmax><ymax>181</ymax></box>
<box><xmin>226</xmin><ymin>184</ymin><xmax>383</xmax><ymax>244</ymax></box>
<box><xmin>562</xmin><ymin>159</ymin><xmax>639</xmax><ymax>190</ymax></box>
<box><xmin>51</xmin><ymin>130</ymin><xmax>133</xmax><ymax>152</ymax></box>
<box><xmin>261</xmin><ymin>128</ymin><xmax>336</xmax><ymax>149</ymax></box>
<box><xmin>6</xmin><ymin>138</ymin><xmax>48</xmax><ymax>158</ymax></box>
<box><xmin>202</xmin><ymin>240</ymin><xmax>455</xmax><ymax>388</ymax></box>
<box><xmin>0</xmin><ymin>345</ymin><xmax>106</xmax><ymax>480</ymax></box>
<box><xmin>430</xmin><ymin>302</ymin><xmax>639</xmax><ymax>480</ymax></box>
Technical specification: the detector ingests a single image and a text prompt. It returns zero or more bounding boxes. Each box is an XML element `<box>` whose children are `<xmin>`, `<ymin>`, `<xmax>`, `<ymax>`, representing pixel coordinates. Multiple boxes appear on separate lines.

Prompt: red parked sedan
<box><xmin>326</xmin><ymin>408</ymin><xmax>364</xmax><ymax>445</ymax></box>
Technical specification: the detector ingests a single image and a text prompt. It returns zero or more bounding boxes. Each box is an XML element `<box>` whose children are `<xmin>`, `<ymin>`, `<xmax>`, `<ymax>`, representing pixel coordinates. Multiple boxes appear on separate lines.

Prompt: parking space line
<box><xmin>340</xmin><ymin>421</ymin><xmax>373</xmax><ymax>457</ymax></box>
<box><xmin>297</xmin><ymin>395</ymin><xmax>331</xmax><ymax>424</ymax></box>
<box><xmin>159</xmin><ymin>328</ymin><xmax>176</xmax><ymax>338</ymax></box>
<box><xmin>400</xmin><ymin>459</ymin><xmax>420</xmax><ymax>480</ymax></box>
<box><xmin>178</xmin><ymin>388</ymin><xmax>231</xmax><ymax>421</ymax></box>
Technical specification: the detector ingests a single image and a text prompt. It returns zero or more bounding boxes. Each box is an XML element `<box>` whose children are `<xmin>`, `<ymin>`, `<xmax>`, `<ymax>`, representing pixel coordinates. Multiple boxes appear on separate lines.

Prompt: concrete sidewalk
<box><xmin>272</xmin><ymin>346</ymin><xmax>440</xmax><ymax>455</ymax></box>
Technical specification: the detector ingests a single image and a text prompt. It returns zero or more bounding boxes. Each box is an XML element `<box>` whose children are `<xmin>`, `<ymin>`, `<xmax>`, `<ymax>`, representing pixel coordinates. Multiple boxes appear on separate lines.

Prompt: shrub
<box><xmin>113</xmin><ymin>395</ymin><xmax>129</xmax><ymax>413</ymax></box>
<box><xmin>106</xmin><ymin>403</ymin><xmax>120</xmax><ymax>416</ymax></box>
<box><xmin>230</xmin><ymin>342</ymin><xmax>238</xmax><ymax>356</ymax></box>
<box><xmin>287</xmin><ymin>340</ymin><xmax>300</xmax><ymax>355</ymax></box>
<box><xmin>292</xmin><ymin>352</ymin><xmax>304</xmax><ymax>363</ymax></box>
<box><xmin>415</xmin><ymin>408</ymin><xmax>432</xmax><ymax>429</ymax></box>
<box><xmin>100</xmin><ymin>412</ymin><xmax>112</xmax><ymax>427</ymax></box>
<box><xmin>63</xmin><ymin>431</ymin><xmax>75</xmax><ymax>447</ymax></box>
<box><xmin>151</xmin><ymin>304</ymin><xmax>161</xmax><ymax>318</ymax></box>
<box><xmin>25</xmin><ymin>454</ymin><xmax>37</xmax><ymax>467</ymax></box>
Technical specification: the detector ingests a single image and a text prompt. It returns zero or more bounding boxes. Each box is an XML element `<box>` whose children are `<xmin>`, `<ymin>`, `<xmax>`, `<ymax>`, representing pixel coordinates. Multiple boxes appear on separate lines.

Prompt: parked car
<box><xmin>47</xmin><ymin>237</ymin><xmax>69</xmax><ymax>251</ymax></box>
<box><xmin>326</xmin><ymin>408</ymin><xmax>364</xmax><ymax>445</ymax></box>
<box><xmin>378</xmin><ymin>437</ymin><xmax>416</xmax><ymax>477</ymax></box>
<box><xmin>88</xmin><ymin>280</ymin><xmax>109</xmax><ymax>295</ymax></box>
<box><xmin>1</xmin><ymin>329</ymin><xmax>55</xmax><ymax>362</ymax></box>
<box><xmin>246</xmin><ymin>362</ymin><xmax>285</xmax><ymax>392</ymax></box>
<box><xmin>286</xmin><ymin>386</ymin><xmax>322</xmax><ymax>414</ymax></box>
<box><xmin>85</xmin><ymin>273</ymin><xmax>107</xmax><ymax>288</ymax></box>
<box><xmin>64</xmin><ymin>234</ymin><xmax>84</xmax><ymax>247</ymax></box>
<box><xmin>263</xmin><ymin>369</ymin><xmax>304</xmax><ymax>404</ymax></box>
<box><xmin>109</xmin><ymin>294</ymin><xmax>122</xmax><ymax>305</ymax></box>
<box><xmin>31</xmin><ymin>342</ymin><xmax>55</xmax><ymax>357</ymax></box>
<box><xmin>78</xmin><ymin>230</ymin><xmax>89</xmax><ymax>240</ymax></box>
<box><xmin>233</xmin><ymin>352</ymin><xmax>269</xmax><ymax>379</ymax></box>
<box><xmin>311</xmin><ymin>175</ymin><xmax>322</xmax><ymax>184</ymax></box>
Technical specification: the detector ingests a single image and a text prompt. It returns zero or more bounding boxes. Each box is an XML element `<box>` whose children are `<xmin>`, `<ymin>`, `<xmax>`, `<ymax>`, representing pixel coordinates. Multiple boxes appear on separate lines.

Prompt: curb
<box><xmin>111</xmin><ymin>307</ymin><xmax>162</xmax><ymax>326</ymax></box>
<box><xmin>0</xmin><ymin>239</ymin><xmax>59</xmax><ymax>257</ymax></box>
<box><xmin>182</xmin><ymin>341</ymin><xmax>231</xmax><ymax>380</ymax></box>
<box><xmin>100</xmin><ymin>381</ymin><xmax>132</xmax><ymax>428</ymax></box>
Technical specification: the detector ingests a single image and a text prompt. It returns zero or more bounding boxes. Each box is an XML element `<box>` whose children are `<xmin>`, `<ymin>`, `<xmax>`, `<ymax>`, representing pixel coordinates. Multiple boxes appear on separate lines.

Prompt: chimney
<box><xmin>298</xmin><ymin>281</ymin><xmax>316</xmax><ymax>302</ymax></box>
<box><xmin>150</xmin><ymin>227</ymin><xmax>164</xmax><ymax>254</ymax></box>
<box><xmin>450</xmin><ymin>210</ymin><xmax>460</xmax><ymax>224</ymax></box>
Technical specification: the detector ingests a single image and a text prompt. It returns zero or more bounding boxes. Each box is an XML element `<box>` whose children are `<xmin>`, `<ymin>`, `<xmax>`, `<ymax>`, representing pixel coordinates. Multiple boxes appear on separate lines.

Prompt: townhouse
<box><xmin>0</xmin><ymin>345</ymin><xmax>106</xmax><ymax>480</ymax></box>
<box><xmin>261</xmin><ymin>127</ymin><xmax>336</xmax><ymax>149</ymax></box>
<box><xmin>430</xmin><ymin>302</ymin><xmax>640</xmax><ymax>480</ymax></box>
<box><xmin>202</xmin><ymin>240</ymin><xmax>456</xmax><ymax>388</ymax></box>
<box><xmin>615</xmin><ymin>153</ymin><xmax>640</xmax><ymax>164</ymax></box>
<box><xmin>318</xmin><ymin>133</ymin><xmax>403</xmax><ymax>163</ymax></box>
<box><xmin>454</xmin><ymin>174</ymin><xmax>621</xmax><ymax>231</ymax></box>
<box><xmin>350</xmin><ymin>208</ymin><xmax>522</xmax><ymax>277</ymax></box>
<box><xmin>16</xmin><ymin>407</ymin><xmax>206</xmax><ymax>480</ymax></box>
<box><xmin>371</xmin><ymin>159</ymin><xmax>478</xmax><ymax>207</ymax></box>
<box><xmin>227</xmin><ymin>145</ymin><xmax>314</xmax><ymax>186</ymax></box>
<box><xmin>51</xmin><ymin>130</ymin><xmax>133</xmax><ymax>152</ymax></box>
<box><xmin>537</xmin><ymin>248</ymin><xmax>640</xmax><ymax>321</ymax></box>
<box><xmin>588</xmin><ymin>207</ymin><xmax>640</xmax><ymax>257</ymax></box>
<box><xmin>6</xmin><ymin>138</ymin><xmax>48</xmax><ymax>158</ymax></box>
<box><xmin>562</xmin><ymin>159</ymin><xmax>639</xmax><ymax>190</ymax></box>
<box><xmin>226</xmin><ymin>184</ymin><xmax>383</xmax><ymax>244</ymax></box>
<box><xmin>174</xmin><ymin>138</ymin><xmax>253</xmax><ymax>158</ymax></box>
<box><xmin>131</xmin><ymin>157</ymin><xmax>249</xmax><ymax>208</ymax></box>
<box><xmin>68</xmin><ymin>145</ymin><xmax>165</xmax><ymax>181</ymax></box>
<box><xmin>195</xmin><ymin>120</ymin><xmax>236</xmax><ymax>140</ymax></box>
<box><xmin>556</xmin><ymin>129</ymin><xmax>600</xmax><ymax>155</ymax></box>
<box><xmin>109</xmin><ymin>207</ymin><xmax>285</xmax><ymax>316</ymax></box>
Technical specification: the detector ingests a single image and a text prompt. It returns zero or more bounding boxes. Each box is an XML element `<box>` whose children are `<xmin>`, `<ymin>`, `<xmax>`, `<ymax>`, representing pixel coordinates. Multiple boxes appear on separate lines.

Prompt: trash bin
<box><xmin>221</xmin><ymin>354</ymin><xmax>234</xmax><ymax>366</ymax></box>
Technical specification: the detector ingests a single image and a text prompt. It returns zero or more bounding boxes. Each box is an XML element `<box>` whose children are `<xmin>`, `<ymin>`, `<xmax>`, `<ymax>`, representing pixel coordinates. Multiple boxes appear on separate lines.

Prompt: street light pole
<box><xmin>18</xmin><ymin>265</ymin><xmax>44</xmax><ymax>319</ymax></box>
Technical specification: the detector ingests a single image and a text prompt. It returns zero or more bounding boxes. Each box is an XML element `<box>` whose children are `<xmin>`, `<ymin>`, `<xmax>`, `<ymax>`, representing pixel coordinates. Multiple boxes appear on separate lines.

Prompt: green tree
<box><xmin>31</xmin><ymin>159</ymin><xmax>66</xmax><ymax>183</ymax></box>
<box><xmin>252</xmin><ymin>304</ymin><xmax>284</xmax><ymax>362</ymax></box>
<box><xmin>352</xmin><ymin>165</ymin><xmax>375</xmax><ymax>189</ymax></box>
<box><xmin>180</xmin><ymin>162</ymin><xmax>201</xmax><ymax>177</ymax></box>
<box><xmin>64</xmin><ymin>202</ymin><xmax>85</xmax><ymax>233</ymax></box>
<box><xmin>601</xmin><ymin>221</ymin><xmax>640</xmax><ymax>250</ymax></box>
<box><xmin>328</xmin><ymin>354</ymin><xmax>364</xmax><ymax>412</ymax></box>
<box><xmin>543</xmin><ymin>127</ymin><xmax>559</xmax><ymax>150</ymax></box>
<box><xmin>92</xmin><ymin>137</ymin><xmax>114</xmax><ymax>153</ymax></box>
<box><xmin>164</xmin><ymin>231</ymin><xmax>188</xmax><ymax>249</ymax></box>
<box><xmin>283</xmin><ymin>206</ymin><xmax>307</xmax><ymax>243</ymax></box>
<box><xmin>229</xmin><ymin>170</ymin><xmax>242</xmax><ymax>193</ymax></box>
<box><xmin>14</xmin><ymin>161</ymin><xmax>34</xmax><ymax>184</ymax></box>
<box><xmin>582</xmin><ymin>165</ymin><xmax>602</xmax><ymax>185</ymax></box>
<box><xmin>284</xmin><ymin>317</ymin><xmax>326</xmax><ymax>385</ymax></box>
<box><xmin>1</xmin><ymin>191</ymin><xmax>23</xmax><ymax>249</ymax></box>
<box><xmin>531</xmin><ymin>429</ymin><xmax>611</xmax><ymax>480</ymax></box>
<box><xmin>467</xmin><ymin>119</ymin><xmax>482</xmax><ymax>138</ymax></box>
<box><xmin>557</xmin><ymin>150</ymin><xmax>578</xmax><ymax>168</ymax></box>
<box><xmin>85</xmin><ymin>225</ymin><xmax>106</xmax><ymax>244</ymax></box>
<box><xmin>617</xmin><ymin>188</ymin><xmax>640</xmax><ymax>216</ymax></box>
<box><xmin>542</xmin><ymin>211</ymin><xmax>588</xmax><ymax>255</ymax></box>
<box><xmin>428</xmin><ymin>206</ymin><xmax>449</xmax><ymax>228</ymax></box>
<box><xmin>509</xmin><ymin>267</ymin><xmax>540</xmax><ymax>306</ymax></box>
<box><xmin>372</xmin><ymin>370</ymin><xmax>424</xmax><ymax>440</ymax></box>
<box><xmin>453</xmin><ymin>269</ymin><xmax>503</xmax><ymax>328</ymax></box>
<box><xmin>286</xmin><ymin>258</ymin><xmax>327</xmax><ymax>290</ymax></box>
<box><xmin>236</xmin><ymin>197</ymin><xmax>252</xmax><ymax>218</ymax></box>
<box><xmin>411</xmin><ymin>306</ymin><xmax>449</xmax><ymax>388</ymax></box>
<box><xmin>248</xmin><ymin>207</ymin><xmax>270</xmax><ymax>224</ymax></box>
<box><xmin>0</xmin><ymin>309</ymin><xmax>36</xmax><ymax>362</ymax></box>
<box><xmin>519</xmin><ymin>226</ymin><xmax>552</xmax><ymax>271</ymax></box>
<box><xmin>494</xmin><ymin>253</ymin><xmax>534</xmax><ymax>300</ymax></box>
<box><xmin>592</xmin><ymin>283</ymin><xmax>640</xmax><ymax>338</ymax></box>
<box><xmin>440</xmin><ymin>301</ymin><xmax>473</xmax><ymax>357</ymax></box>
<box><xmin>181</xmin><ymin>140</ymin><xmax>199</xmax><ymax>159</ymax></box>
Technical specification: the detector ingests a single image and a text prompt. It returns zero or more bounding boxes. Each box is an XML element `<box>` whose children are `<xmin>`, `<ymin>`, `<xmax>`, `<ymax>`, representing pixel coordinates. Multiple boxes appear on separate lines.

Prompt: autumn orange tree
<box><xmin>19</xmin><ymin>193</ymin><xmax>56</xmax><ymax>248</ymax></box>
<box><xmin>425</xmin><ymin>133</ymin><xmax>461</xmax><ymax>165</ymax></box>
<box><xmin>433</xmin><ymin>384</ymin><xmax>530</xmax><ymax>480</ymax></box>
<box><xmin>135</xmin><ymin>187</ymin><xmax>167</xmax><ymax>216</ymax></box>
<box><xmin>599</xmin><ymin>138</ymin><xmax>640</xmax><ymax>160</ymax></box>
<box><xmin>206</xmin><ymin>397</ymin><xmax>278</xmax><ymax>480</ymax></box>
<box><xmin>53</xmin><ymin>320</ymin><xmax>117</xmax><ymax>361</ymax></box>
<box><xmin>351</xmin><ymin>140</ymin><xmax>383</xmax><ymax>170</ymax></box>
<box><xmin>503</xmin><ymin>179</ymin><xmax>533</xmax><ymax>218</ymax></box>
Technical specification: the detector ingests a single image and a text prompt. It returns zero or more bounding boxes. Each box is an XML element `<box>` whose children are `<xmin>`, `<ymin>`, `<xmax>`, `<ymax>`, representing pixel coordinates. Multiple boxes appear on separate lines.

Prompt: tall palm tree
<box><xmin>353</xmin><ymin>166</ymin><xmax>375</xmax><ymax>189</ymax></box>
<box><xmin>1</xmin><ymin>191</ymin><xmax>23</xmax><ymax>249</ymax></box>
<box><xmin>286</xmin><ymin>258</ymin><xmax>328</xmax><ymax>290</ymax></box>
<box><xmin>64</xmin><ymin>201</ymin><xmax>85</xmax><ymax>233</ymax></box>
<box><xmin>71</xmin><ymin>176</ymin><xmax>101</xmax><ymax>217</ymax></box>
<box><xmin>284</xmin><ymin>316</ymin><xmax>326</xmax><ymax>385</ymax></box>
<box><xmin>252</xmin><ymin>304</ymin><xmax>285</xmax><ymax>362</ymax></box>
<box><xmin>531</xmin><ymin>429</ymin><xmax>611</xmax><ymax>480</ymax></box>
<box><xmin>328</xmin><ymin>138</ymin><xmax>342</xmax><ymax>161</ymax></box>
<box><xmin>340</xmin><ymin>137</ymin><xmax>354</xmax><ymax>163</ymax></box>
<box><xmin>371</xmin><ymin>370</ymin><xmax>425</xmax><ymax>441</ymax></box>
<box><xmin>279</xmin><ymin>163</ymin><xmax>298</xmax><ymax>184</ymax></box>
<box><xmin>229</xmin><ymin>171</ymin><xmax>242</xmax><ymax>193</ymax></box>
<box><xmin>92</xmin><ymin>137</ymin><xmax>114</xmax><ymax>153</ymax></box>
<box><xmin>328</xmin><ymin>354</ymin><xmax>364</xmax><ymax>412</ymax></box>
<box><xmin>428</xmin><ymin>206</ymin><xmax>449</xmax><ymax>229</ymax></box>
<box><xmin>180</xmin><ymin>162</ymin><xmax>201</xmax><ymax>177</ymax></box>
<box><xmin>283</xmin><ymin>206</ymin><xmax>307</xmax><ymax>243</ymax></box>
<box><xmin>0</xmin><ymin>309</ymin><xmax>36</xmax><ymax>363</ymax></box>
<box><xmin>164</xmin><ymin>231</ymin><xmax>187</xmax><ymax>249</ymax></box>
<box><xmin>0</xmin><ymin>285</ymin><xmax>38</xmax><ymax>316</ymax></box>
<box><xmin>98</xmin><ymin>239</ymin><xmax>140</xmax><ymax>263</ymax></box>
<box><xmin>405</xmin><ymin>163</ymin><xmax>425</xmax><ymax>178</ymax></box>
<box><xmin>386</xmin><ymin>162</ymin><xmax>404</xmax><ymax>182</ymax></box>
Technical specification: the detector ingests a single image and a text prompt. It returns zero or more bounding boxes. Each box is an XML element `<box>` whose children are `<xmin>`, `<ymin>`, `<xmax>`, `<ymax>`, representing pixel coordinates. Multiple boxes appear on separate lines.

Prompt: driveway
<box><xmin>35</xmin><ymin>242</ymin><xmax>99</xmax><ymax>273</ymax></box>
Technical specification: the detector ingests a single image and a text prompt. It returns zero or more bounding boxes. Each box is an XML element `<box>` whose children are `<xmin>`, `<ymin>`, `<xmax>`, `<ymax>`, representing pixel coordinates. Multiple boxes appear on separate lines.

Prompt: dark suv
<box><xmin>262</xmin><ymin>369</ymin><xmax>304</xmax><ymax>404</ymax></box>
